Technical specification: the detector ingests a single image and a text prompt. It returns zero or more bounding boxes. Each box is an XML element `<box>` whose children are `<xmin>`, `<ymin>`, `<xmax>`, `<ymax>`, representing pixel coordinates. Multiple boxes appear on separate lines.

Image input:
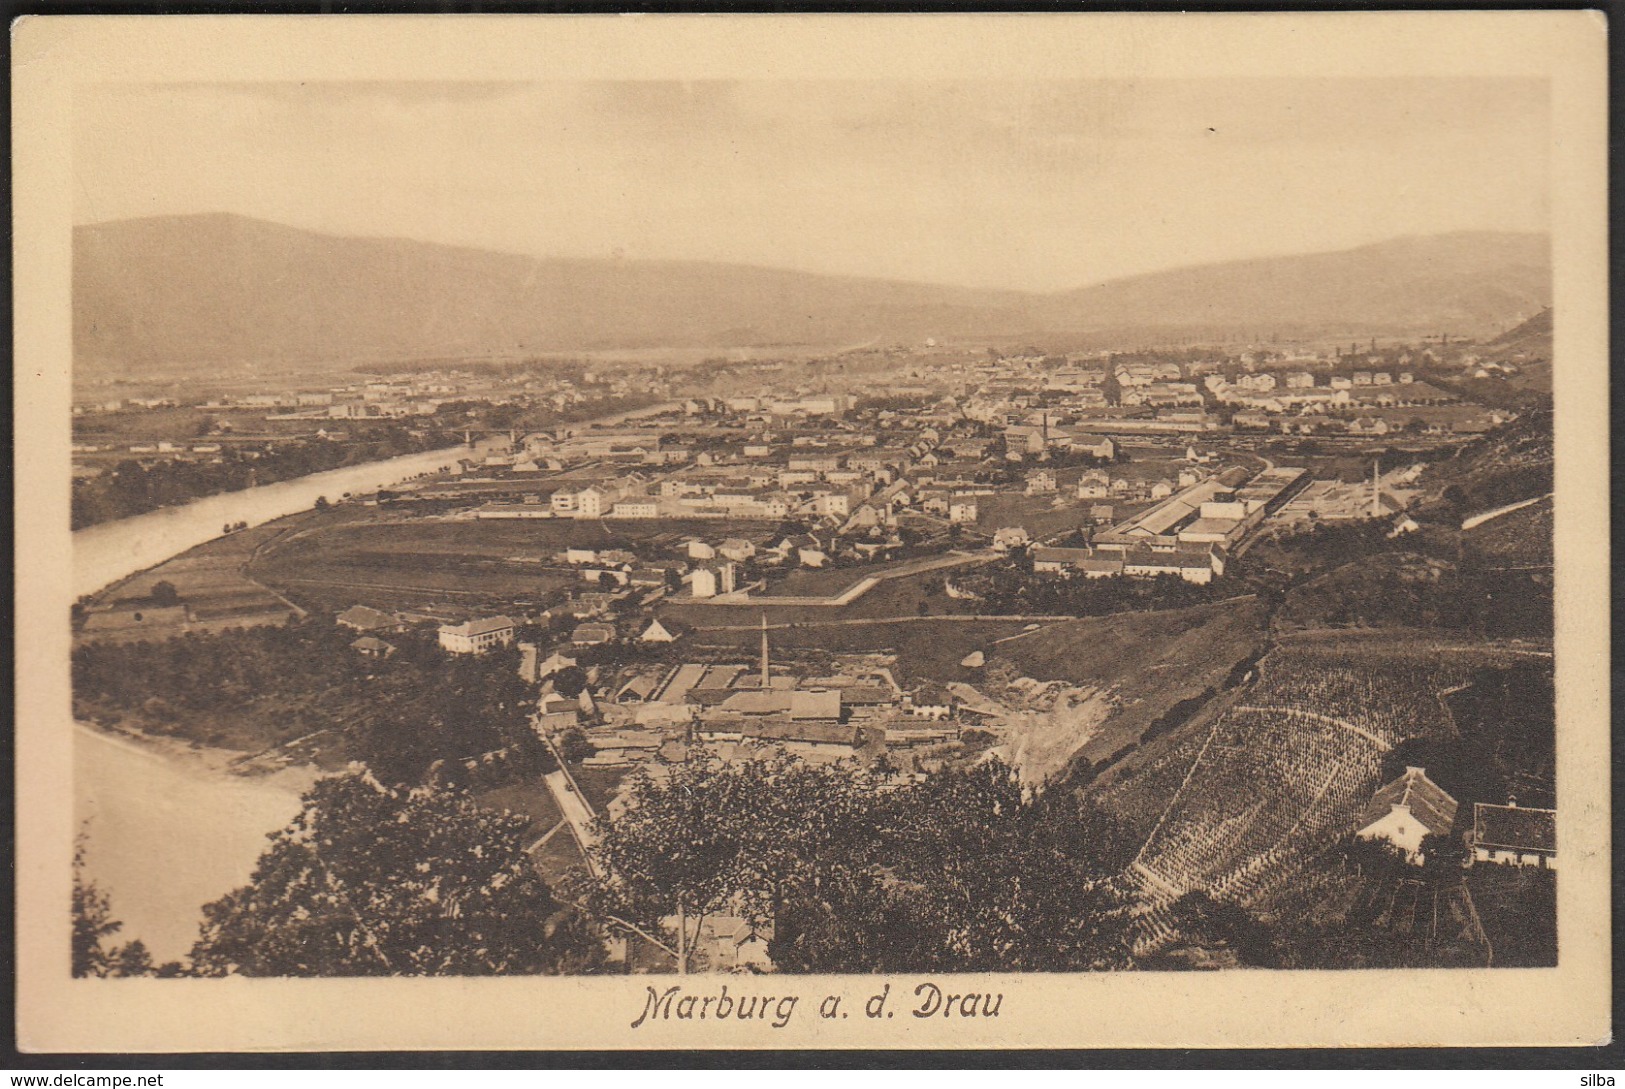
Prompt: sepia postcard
<box><xmin>12</xmin><ymin>12</ymin><xmax>1611</xmax><ymax>1052</ymax></box>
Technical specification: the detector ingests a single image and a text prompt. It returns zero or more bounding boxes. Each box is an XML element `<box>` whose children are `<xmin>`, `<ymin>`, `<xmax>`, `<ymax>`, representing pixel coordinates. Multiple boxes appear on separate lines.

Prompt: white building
<box><xmin>438</xmin><ymin>615</ymin><xmax>517</xmax><ymax>655</ymax></box>
<box><xmin>1354</xmin><ymin>767</ymin><xmax>1458</xmax><ymax>864</ymax></box>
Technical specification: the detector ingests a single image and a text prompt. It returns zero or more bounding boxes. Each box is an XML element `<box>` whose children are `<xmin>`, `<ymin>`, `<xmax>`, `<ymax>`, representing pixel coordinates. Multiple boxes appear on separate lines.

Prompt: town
<box><xmin>72</xmin><ymin>315</ymin><xmax>1557</xmax><ymax>976</ymax></box>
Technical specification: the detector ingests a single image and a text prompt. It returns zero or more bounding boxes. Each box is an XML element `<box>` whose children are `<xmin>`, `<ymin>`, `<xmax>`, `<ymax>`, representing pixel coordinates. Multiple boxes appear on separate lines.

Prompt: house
<box><xmin>564</xmin><ymin>548</ymin><xmax>599</xmax><ymax>565</ymax></box>
<box><xmin>616</xmin><ymin>672</ymin><xmax>665</xmax><ymax>704</ymax></box>
<box><xmin>639</xmin><ymin>618</ymin><xmax>686</xmax><ymax>643</ymax></box>
<box><xmin>349</xmin><ymin>636</ymin><xmax>396</xmax><ymax>659</ymax></box>
<box><xmin>570</xmin><ymin>623</ymin><xmax>617</xmax><ymax>647</ymax></box>
<box><xmin>438</xmin><ymin>615</ymin><xmax>517</xmax><ymax>655</ymax></box>
<box><xmin>535</xmin><ymin>651</ymin><xmax>578</xmax><ymax>679</ymax></box>
<box><xmin>337</xmin><ymin>605</ymin><xmax>400</xmax><ymax>633</ymax></box>
<box><xmin>687</xmin><ymin>539</ymin><xmax>717</xmax><ymax>561</ymax></box>
<box><xmin>949</xmin><ymin>500</ymin><xmax>979</xmax><ymax>524</ymax></box>
<box><xmin>798</xmin><ymin>547</ymin><xmax>829</xmax><ymax>568</ymax></box>
<box><xmin>656</xmin><ymin>914</ymin><xmax>773</xmax><ymax>973</ymax></box>
<box><xmin>1354</xmin><ymin>767</ymin><xmax>1459</xmax><ymax>864</ymax></box>
<box><xmin>991</xmin><ymin>527</ymin><xmax>1031</xmax><ymax>552</ymax></box>
<box><xmin>1470</xmin><ymin>802</ymin><xmax>1557</xmax><ymax>869</ymax></box>
<box><xmin>1071</xmin><ymin>436</ymin><xmax>1116</xmax><ymax>460</ymax></box>
<box><xmin>1025</xmin><ymin>469</ymin><xmax>1058</xmax><ymax>495</ymax></box>
<box><xmin>1030</xmin><ymin>546</ymin><xmax>1093</xmax><ymax>573</ymax></box>
<box><xmin>1090</xmin><ymin>504</ymin><xmax>1115</xmax><ymax>524</ymax></box>
<box><xmin>687</xmin><ymin>568</ymin><xmax>719</xmax><ymax>599</ymax></box>
<box><xmin>718</xmin><ymin>538</ymin><xmax>756</xmax><ymax>562</ymax></box>
<box><xmin>1076</xmin><ymin>474</ymin><xmax>1109</xmax><ymax>500</ymax></box>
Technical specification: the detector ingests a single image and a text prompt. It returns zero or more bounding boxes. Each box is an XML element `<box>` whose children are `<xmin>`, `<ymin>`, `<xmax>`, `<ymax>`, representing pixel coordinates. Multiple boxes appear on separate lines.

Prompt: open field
<box><xmin>72</xmin><ymin>406</ymin><xmax>321</xmax><ymax>449</ymax></box>
<box><xmin>474</xmin><ymin>780</ymin><xmax>565</xmax><ymax>838</ymax></box>
<box><xmin>970</xmin><ymin>493</ymin><xmax>1095</xmax><ymax>540</ymax></box>
<box><xmin>246</xmin><ymin>513</ymin><xmax>765</xmax><ymax>615</ymax></box>
<box><xmin>78</xmin><ymin>515</ymin><xmax>323</xmax><ymax>643</ymax></box>
<box><xmin>661</xmin><ymin>569</ymin><xmax>985</xmax><ymax>626</ymax></box>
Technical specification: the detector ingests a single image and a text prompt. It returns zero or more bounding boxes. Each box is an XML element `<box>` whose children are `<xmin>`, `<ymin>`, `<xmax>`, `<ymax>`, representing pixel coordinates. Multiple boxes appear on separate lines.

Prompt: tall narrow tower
<box><xmin>1371</xmin><ymin>459</ymin><xmax>1381</xmax><ymax>518</ymax></box>
<box><xmin>760</xmin><ymin>614</ymin><xmax>771</xmax><ymax>688</ymax></box>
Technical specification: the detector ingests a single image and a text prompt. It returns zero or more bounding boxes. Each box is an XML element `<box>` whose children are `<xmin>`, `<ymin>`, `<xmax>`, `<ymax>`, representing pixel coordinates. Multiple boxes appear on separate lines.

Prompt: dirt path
<box><xmin>1461</xmin><ymin>492</ymin><xmax>1553</xmax><ymax>531</ymax></box>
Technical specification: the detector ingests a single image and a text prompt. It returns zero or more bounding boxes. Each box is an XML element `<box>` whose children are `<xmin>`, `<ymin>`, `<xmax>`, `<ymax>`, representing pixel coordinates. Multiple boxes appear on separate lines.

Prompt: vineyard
<box><xmin>1100</xmin><ymin>634</ymin><xmax>1541</xmax><ymax>947</ymax></box>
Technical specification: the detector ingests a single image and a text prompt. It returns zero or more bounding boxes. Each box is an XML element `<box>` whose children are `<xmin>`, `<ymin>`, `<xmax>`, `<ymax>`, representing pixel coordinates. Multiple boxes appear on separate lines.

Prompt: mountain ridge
<box><xmin>73</xmin><ymin>214</ymin><xmax>1551</xmax><ymax>377</ymax></box>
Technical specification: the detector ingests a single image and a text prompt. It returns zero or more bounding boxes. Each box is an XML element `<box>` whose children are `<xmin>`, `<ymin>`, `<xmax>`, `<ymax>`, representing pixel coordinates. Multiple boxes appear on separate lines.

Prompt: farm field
<box><xmin>78</xmin><ymin>515</ymin><xmax>321</xmax><ymax>643</ymax></box>
<box><xmin>246</xmin><ymin>512</ymin><xmax>769</xmax><ymax>615</ymax></box>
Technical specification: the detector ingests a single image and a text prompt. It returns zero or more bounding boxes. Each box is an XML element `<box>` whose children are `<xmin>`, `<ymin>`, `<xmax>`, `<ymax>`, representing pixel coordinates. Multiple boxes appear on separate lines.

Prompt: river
<box><xmin>73</xmin><ymin>399</ymin><xmax>679</xmax><ymax>599</ymax></box>
<box><xmin>74</xmin><ymin>725</ymin><xmax>320</xmax><ymax>964</ymax></box>
<box><xmin>68</xmin><ymin>399</ymin><xmax>678</xmax><ymax>965</ymax></box>
<box><xmin>73</xmin><ymin>440</ymin><xmax>501</xmax><ymax>599</ymax></box>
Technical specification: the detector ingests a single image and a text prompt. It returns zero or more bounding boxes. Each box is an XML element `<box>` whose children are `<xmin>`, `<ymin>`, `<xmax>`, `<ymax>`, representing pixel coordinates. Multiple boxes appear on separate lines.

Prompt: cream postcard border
<box><xmin>13</xmin><ymin>11</ymin><xmax>1610</xmax><ymax>1052</ymax></box>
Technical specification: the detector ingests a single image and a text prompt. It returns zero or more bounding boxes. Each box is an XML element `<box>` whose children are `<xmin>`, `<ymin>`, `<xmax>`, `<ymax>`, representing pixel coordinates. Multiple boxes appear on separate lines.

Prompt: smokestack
<box><xmin>1371</xmin><ymin>459</ymin><xmax>1381</xmax><ymax>518</ymax></box>
<box><xmin>760</xmin><ymin>613</ymin><xmax>770</xmax><ymax>688</ymax></box>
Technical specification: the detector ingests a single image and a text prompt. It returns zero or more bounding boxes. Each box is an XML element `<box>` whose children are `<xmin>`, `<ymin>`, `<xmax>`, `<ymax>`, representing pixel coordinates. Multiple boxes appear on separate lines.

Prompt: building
<box><xmin>438</xmin><ymin>615</ymin><xmax>517</xmax><ymax>655</ymax></box>
<box><xmin>337</xmin><ymin>605</ymin><xmax>400</xmax><ymax>633</ymax></box>
<box><xmin>991</xmin><ymin>527</ymin><xmax>1031</xmax><ymax>552</ymax></box>
<box><xmin>639</xmin><ymin>618</ymin><xmax>686</xmax><ymax>643</ymax></box>
<box><xmin>350</xmin><ymin>636</ymin><xmax>396</xmax><ymax>659</ymax></box>
<box><xmin>1032</xmin><ymin>546</ymin><xmax>1096</xmax><ymax>574</ymax></box>
<box><xmin>570</xmin><ymin>623</ymin><xmax>617</xmax><ymax>647</ymax></box>
<box><xmin>1025</xmin><ymin>469</ymin><xmax>1058</xmax><ymax>495</ymax></box>
<box><xmin>949</xmin><ymin>500</ymin><xmax>979</xmax><ymax>524</ymax></box>
<box><xmin>1354</xmin><ymin>767</ymin><xmax>1458</xmax><ymax>864</ymax></box>
<box><xmin>1470</xmin><ymin>802</ymin><xmax>1557</xmax><ymax>869</ymax></box>
<box><xmin>688</xmin><ymin>568</ymin><xmax>719</xmax><ymax>599</ymax></box>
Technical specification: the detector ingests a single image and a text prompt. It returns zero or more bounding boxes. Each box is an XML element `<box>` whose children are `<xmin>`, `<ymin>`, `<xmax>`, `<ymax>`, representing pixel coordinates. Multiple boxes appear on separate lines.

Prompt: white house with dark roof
<box><xmin>438</xmin><ymin>615</ymin><xmax>517</xmax><ymax>655</ymax></box>
<box><xmin>1470</xmin><ymin>801</ymin><xmax>1557</xmax><ymax>869</ymax></box>
<box><xmin>1355</xmin><ymin>766</ymin><xmax>1458</xmax><ymax>864</ymax></box>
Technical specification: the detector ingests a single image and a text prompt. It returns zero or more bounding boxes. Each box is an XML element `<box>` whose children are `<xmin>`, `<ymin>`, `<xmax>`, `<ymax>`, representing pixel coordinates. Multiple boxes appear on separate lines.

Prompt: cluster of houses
<box><xmin>1354</xmin><ymin>765</ymin><xmax>1557</xmax><ymax>871</ymax></box>
<box><xmin>358</xmin><ymin>599</ymin><xmax>970</xmax><ymax>783</ymax></box>
<box><xmin>1008</xmin><ymin>464</ymin><xmax>1309</xmax><ymax>585</ymax></box>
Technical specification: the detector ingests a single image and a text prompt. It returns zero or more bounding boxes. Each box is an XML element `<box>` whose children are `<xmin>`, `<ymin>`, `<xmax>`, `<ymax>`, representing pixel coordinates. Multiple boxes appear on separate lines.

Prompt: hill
<box><xmin>74</xmin><ymin>214</ymin><xmax>1551</xmax><ymax>377</ymax></box>
<box><xmin>1034</xmin><ymin>232</ymin><xmax>1549</xmax><ymax>339</ymax></box>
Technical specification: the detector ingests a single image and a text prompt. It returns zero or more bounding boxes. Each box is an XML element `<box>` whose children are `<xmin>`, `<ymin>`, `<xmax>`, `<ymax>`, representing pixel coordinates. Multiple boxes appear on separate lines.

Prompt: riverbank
<box><xmin>74</xmin><ymin>721</ymin><xmax>322</xmax><ymax>964</ymax></box>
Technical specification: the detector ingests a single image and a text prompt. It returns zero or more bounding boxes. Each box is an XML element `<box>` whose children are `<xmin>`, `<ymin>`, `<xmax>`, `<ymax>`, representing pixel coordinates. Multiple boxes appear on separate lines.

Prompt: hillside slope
<box><xmin>74</xmin><ymin>215</ymin><xmax>1551</xmax><ymax>377</ymax></box>
<box><xmin>1036</xmin><ymin>232</ymin><xmax>1549</xmax><ymax>337</ymax></box>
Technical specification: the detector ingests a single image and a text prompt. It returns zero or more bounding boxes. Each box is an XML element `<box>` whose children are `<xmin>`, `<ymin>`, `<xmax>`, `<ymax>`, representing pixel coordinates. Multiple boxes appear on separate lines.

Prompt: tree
<box><xmin>551</xmin><ymin>666</ymin><xmax>589</xmax><ymax>699</ymax></box>
<box><xmin>148</xmin><ymin>580</ymin><xmax>181</xmax><ymax>607</ymax></box>
<box><xmin>191</xmin><ymin>773</ymin><xmax>603</xmax><ymax>976</ymax></box>
<box><xmin>584</xmin><ymin>751</ymin><xmax>879</xmax><ymax>971</ymax></box>
<box><xmin>73</xmin><ymin>833</ymin><xmax>156</xmax><ymax>978</ymax></box>
<box><xmin>556</xmin><ymin>726</ymin><xmax>595</xmax><ymax>764</ymax></box>
<box><xmin>587</xmin><ymin>752</ymin><xmax>1135</xmax><ymax>975</ymax></box>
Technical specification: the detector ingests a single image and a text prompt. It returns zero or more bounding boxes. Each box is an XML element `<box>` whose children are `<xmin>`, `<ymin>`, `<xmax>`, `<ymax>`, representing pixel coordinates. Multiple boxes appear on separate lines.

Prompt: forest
<box><xmin>72</xmin><ymin>619</ymin><xmax>539</xmax><ymax>783</ymax></box>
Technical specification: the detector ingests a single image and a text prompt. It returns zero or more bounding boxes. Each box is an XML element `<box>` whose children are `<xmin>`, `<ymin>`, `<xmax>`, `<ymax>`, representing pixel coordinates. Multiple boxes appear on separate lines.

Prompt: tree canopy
<box><xmin>191</xmin><ymin>773</ymin><xmax>603</xmax><ymax>977</ymax></box>
<box><xmin>584</xmin><ymin>752</ymin><xmax>1137</xmax><ymax>973</ymax></box>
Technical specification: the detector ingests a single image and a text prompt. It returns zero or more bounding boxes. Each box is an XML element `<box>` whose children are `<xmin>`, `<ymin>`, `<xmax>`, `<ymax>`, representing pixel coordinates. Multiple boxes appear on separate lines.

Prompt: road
<box><xmin>538</xmin><ymin>731</ymin><xmax>602</xmax><ymax>875</ymax></box>
<box><xmin>1461</xmin><ymin>492</ymin><xmax>1553</xmax><ymax>531</ymax></box>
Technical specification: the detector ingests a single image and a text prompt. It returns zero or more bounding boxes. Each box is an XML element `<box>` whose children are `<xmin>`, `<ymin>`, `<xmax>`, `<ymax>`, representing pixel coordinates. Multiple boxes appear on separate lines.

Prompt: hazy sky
<box><xmin>74</xmin><ymin>78</ymin><xmax>1548</xmax><ymax>293</ymax></box>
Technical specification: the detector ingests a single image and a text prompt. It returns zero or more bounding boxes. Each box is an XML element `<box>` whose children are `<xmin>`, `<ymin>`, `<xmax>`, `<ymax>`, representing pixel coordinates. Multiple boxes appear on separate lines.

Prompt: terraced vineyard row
<box><xmin>1113</xmin><ymin>638</ymin><xmax>1531</xmax><ymax>925</ymax></box>
<box><xmin>1133</xmin><ymin>708</ymin><xmax>1386</xmax><ymax>902</ymax></box>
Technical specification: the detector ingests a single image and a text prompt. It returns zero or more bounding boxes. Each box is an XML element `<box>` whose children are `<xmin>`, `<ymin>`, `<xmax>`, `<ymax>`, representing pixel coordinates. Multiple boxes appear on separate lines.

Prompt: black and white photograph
<box><xmin>14</xmin><ymin>12</ymin><xmax>1610</xmax><ymax>1053</ymax></box>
